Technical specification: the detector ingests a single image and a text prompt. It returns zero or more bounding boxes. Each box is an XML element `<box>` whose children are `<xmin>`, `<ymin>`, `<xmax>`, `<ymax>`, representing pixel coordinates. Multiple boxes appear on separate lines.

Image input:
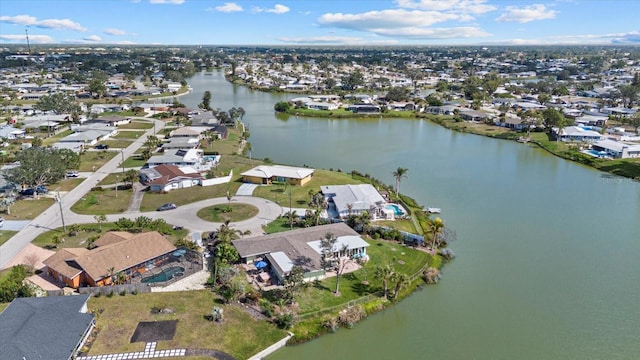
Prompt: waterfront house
<box><xmin>0</xmin><ymin>295</ymin><xmax>95</xmax><ymax>360</ymax></box>
<box><xmin>43</xmin><ymin>231</ymin><xmax>176</xmax><ymax>288</ymax></box>
<box><xmin>169</xmin><ymin>126</ymin><xmax>203</xmax><ymax>139</ymax></box>
<box><xmin>591</xmin><ymin>139</ymin><xmax>640</xmax><ymax>159</ymax></box>
<box><xmin>554</xmin><ymin>126</ymin><xmax>603</xmax><ymax>142</ymax></box>
<box><xmin>146</xmin><ymin>148</ymin><xmax>207</xmax><ymax>169</ymax></box>
<box><xmin>232</xmin><ymin>223</ymin><xmax>369</xmax><ymax>285</ymax></box>
<box><xmin>321</xmin><ymin>184</ymin><xmax>386</xmax><ymax>219</ymax></box>
<box><xmin>241</xmin><ymin>165</ymin><xmax>315</xmax><ymax>186</ymax></box>
<box><xmin>162</xmin><ymin>137</ymin><xmax>201</xmax><ymax>150</ymax></box>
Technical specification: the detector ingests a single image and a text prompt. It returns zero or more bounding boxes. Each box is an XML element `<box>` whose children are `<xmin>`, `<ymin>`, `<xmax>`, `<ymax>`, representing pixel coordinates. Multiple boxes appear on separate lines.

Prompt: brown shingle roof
<box><xmin>93</xmin><ymin>231</ymin><xmax>134</xmax><ymax>248</ymax></box>
<box><xmin>146</xmin><ymin>164</ymin><xmax>202</xmax><ymax>186</ymax></box>
<box><xmin>73</xmin><ymin>231</ymin><xmax>176</xmax><ymax>282</ymax></box>
<box><xmin>43</xmin><ymin>248</ymin><xmax>89</xmax><ymax>280</ymax></box>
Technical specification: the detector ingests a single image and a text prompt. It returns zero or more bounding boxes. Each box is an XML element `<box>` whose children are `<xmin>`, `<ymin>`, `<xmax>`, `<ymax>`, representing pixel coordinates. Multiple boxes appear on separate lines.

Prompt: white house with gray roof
<box><xmin>321</xmin><ymin>184</ymin><xmax>386</xmax><ymax>218</ymax></box>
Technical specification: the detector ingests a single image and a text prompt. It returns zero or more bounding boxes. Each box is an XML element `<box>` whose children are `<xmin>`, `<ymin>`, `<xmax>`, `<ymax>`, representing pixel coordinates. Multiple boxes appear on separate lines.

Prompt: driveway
<box><xmin>236</xmin><ymin>183</ymin><xmax>259</xmax><ymax>196</ymax></box>
<box><xmin>1</xmin><ymin>220</ymin><xmax>31</xmax><ymax>231</ymax></box>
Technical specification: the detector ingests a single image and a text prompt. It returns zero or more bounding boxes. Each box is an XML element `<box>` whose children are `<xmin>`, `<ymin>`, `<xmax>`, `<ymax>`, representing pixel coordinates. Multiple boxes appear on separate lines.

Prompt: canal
<box><xmin>181</xmin><ymin>71</ymin><xmax>640</xmax><ymax>360</ymax></box>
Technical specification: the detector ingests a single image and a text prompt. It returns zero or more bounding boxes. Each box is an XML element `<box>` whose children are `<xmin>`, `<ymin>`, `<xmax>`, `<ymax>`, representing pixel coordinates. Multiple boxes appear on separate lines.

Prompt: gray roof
<box><xmin>321</xmin><ymin>184</ymin><xmax>385</xmax><ymax>213</ymax></box>
<box><xmin>232</xmin><ymin>223</ymin><xmax>360</xmax><ymax>272</ymax></box>
<box><xmin>0</xmin><ymin>294</ymin><xmax>94</xmax><ymax>360</ymax></box>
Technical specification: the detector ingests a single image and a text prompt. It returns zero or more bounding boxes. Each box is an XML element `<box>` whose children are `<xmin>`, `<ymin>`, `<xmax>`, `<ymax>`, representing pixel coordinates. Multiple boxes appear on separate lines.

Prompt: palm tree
<box><xmin>430</xmin><ymin>217</ymin><xmax>445</xmax><ymax>250</ymax></box>
<box><xmin>392</xmin><ymin>167</ymin><xmax>409</xmax><ymax>197</ymax></box>
<box><xmin>374</xmin><ymin>265</ymin><xmax>394</xmax><ymax>299</ymax></box>
<box><xmin>392</xmin><ymin>273</ymin><xmax>409</xmax><ymax>299</ymax></box>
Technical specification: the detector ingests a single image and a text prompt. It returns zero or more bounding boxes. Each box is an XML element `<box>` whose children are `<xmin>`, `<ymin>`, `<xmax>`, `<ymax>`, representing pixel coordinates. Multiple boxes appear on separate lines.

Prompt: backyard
<box><xmin>2</xmin><ymin>197</ymin><xmax>55</xmax><ymax>220</ymax></box>
<box><xmin>79</xmin><ymin>151</ymin><xmax>118</xmax><ymax>172</ymax></box>
<box><xmin>71</xmin><ymin>189</ymin><xmax>133</xmax><ymax>214</ymax></box>
<box><xmin>86</xmin><ymin>290</ymin><xmax>287</xmax><ymax>359</ymax></box>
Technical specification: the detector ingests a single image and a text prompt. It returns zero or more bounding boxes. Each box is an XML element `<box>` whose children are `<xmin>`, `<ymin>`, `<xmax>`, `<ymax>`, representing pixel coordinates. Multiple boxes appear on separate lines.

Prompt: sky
<box><xmin>0</xmin><ymin>0</ymin><xmax>639</xmax><ymax>46</ymax></box>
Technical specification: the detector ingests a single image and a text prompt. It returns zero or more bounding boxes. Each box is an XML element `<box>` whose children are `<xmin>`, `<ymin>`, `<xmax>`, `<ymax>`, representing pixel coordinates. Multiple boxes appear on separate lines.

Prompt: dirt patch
<box><xmin>130</xmin><ymin>320</ymin><xmax>178</xmax><ymax>343</ymax></box>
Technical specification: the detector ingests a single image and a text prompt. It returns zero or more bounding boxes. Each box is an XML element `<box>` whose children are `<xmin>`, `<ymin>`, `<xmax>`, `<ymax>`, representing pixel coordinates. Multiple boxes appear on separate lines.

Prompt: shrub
<box><xmin>274</xmin><ymin>312</ymin><xmax>295</xmax><ymax>329</ymax></box>
<box><xmin>338</xmin><ymin>305</ymin><xmax>365</xmax><ymax>329</ymax></box>
<box><xmin>107</xmin><ymin>290</ymin><xmax>114</xmax><ymax>297</ymax></box>
<box><xmin>119</xmin><ymin>290</ymin><xmax>126</xmax><ymax>296</ymax></box>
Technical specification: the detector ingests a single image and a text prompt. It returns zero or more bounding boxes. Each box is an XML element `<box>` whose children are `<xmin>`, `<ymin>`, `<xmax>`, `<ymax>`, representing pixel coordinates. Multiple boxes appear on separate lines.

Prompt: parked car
<box><xmin>0</xmin><ymin>217</ymin><xmax>4</xmax><ymax>228</ymax></box>
<box><xmin>157</xmin><ymin>203</ymin><xmax>177</xmax><ymax>211</ymax></box>
<box><xmin>19</xmin><ymin>185</ymin><xmax>48</xmax><ymax>196</ymax></box>
<box><xmin>95</xmin><ymin>144</ymin><xmax>109</xmax><ymax>149</ymax></box>
<box><xmin>66</xmin><ymin>170</ymin><xmax>79</xmax><ymax>178</ymax></box>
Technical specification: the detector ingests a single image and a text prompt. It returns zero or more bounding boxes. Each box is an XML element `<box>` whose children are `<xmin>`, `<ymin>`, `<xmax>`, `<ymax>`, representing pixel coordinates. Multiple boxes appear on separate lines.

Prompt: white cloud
<box><xmin>84</xmin><ymin>35</ymin><xmax>102</xmax><ymax>42</ymax></box>
<box><xmin>0</xmin><ymin>34</ymin><xmax>54</xmax><ymax>44</ymax></box>
<box><xmin>495</xmin><ymin>4</ymin><xmax>557</xmax><ymax>23</ymax></box>
<box><xmin>0</xmin><ymin>14</ymin><xmax>86</xmax><ymax>31</ymax></box>
<box><xmin>318</xmin><ymin>9</ymin><xmax>462</xmax><ymax>29</ymax></box>
<box><xmin>489</xmin><ymin>31</ymin><xmax>640</xmax><ymax>45</ymax></box>
<box><xmin>278</xmin><ymin>36</ymin><xmax>400</xmax><ymax>45</ymax></box>
<box><xmin>253</xmin><ymin>4</ymin><xmax>290</xmax><ymax>14</ymax></box>
<box><xmin>105</xmin><ymin>28</ymin><xmax>127</xmax><ymax>36</ymax></box>
<box><xmin>395</xmin><ymin>0</ymin><xmax>496</xmax><ymax>14</ymax></box>
<box><xmin>210</xmin><ymin>2</ymin><xmax>243</xmax><ymax>12</ymax></box>
<box><xmin>149</xmin><ymin>0</ymin><xmax>185</xmax><ymax>4</ymax></box>
<box><xmin>374</xmin><ymin>26</ymin><xmax>490</xmax><ymax>39</ymax></box>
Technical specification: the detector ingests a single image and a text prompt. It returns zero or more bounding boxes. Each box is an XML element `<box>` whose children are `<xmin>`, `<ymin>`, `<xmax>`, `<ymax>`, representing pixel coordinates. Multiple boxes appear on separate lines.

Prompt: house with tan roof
<box><xmin>241</xmin><ymin>165</ymin><xmax>315</xmax><ymax>186</ymax></box>
<box><xmin>43</xmin><ymin>231</ymin><xmax>176</xmax><ymax>288</ymax></box>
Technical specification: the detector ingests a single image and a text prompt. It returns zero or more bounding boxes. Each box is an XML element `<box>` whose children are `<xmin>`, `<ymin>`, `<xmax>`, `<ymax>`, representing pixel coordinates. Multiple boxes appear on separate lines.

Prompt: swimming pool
<box><xmin>584</xmin><ymin>149</ymin><xmax>608</xmax><ymax>158</ymax></box>
<box><xmin>384</xmin><ymin>204</ymin><xmax>405</xmax><ymax>216</ymax></box>
<box><xmin>141</xmin><ymin>266</ymin><xmax>185</xmax><ymax>284</ymax></box>
<box><xmin>203</xmin><ymin>155</ymin><xmax>218</xmax><ymax>162</ymax></box>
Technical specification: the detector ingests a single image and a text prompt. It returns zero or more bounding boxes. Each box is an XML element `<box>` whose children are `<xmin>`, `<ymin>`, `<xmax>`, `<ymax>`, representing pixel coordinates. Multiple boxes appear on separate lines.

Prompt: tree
<box><xmin>341</xmin><ymin>70</ymin><xmax>364</xmax><ymax>90</ymax></box>
<box><xmin>392</xmin><ymin>167</ymin><xmax>409</xmax><ymax>197</ymax></box>
<box><xmin>88</xmin><ymin>78</ymin><xmax>107</xmax><ymax>98</ymax></box>
<box><xmin>537</xmin><ymin>93</ymin><xmax>551</xmax><ymax>106</ymax></box>
<box><xmin>319</xmin><ymin>232</ymin><xmax>337</xmax><ymax>271</ymax></box>
<box><xmin>94</xmin><ymin>214</ymin><xmax>107</xmax><ymax>230</ymax></box>
<box><xmin>284</xmin><ymin>265</ymin><xmax>305</xmax><ymax>299</ymax></box>
<box><xmin>274</xmin><ymin>101</ymin><xmax>291</xmax><ymax>113</ymax></box>
<box><xmin>392</xmin><ymin>273</ymin><xmax>409</xmax><ymax>299</ymax></box>
<box><xmin>430</xmin><ymin>217</ymin><xmax>445</xmax><ymax>250</ymax></box>
<box><xmin>123</xmin><ymin>169</ymin><xmax>138</xmax><ymax>187</ymax></box>
<box><xmin>33</xmin><ymin>93</ymin><xmax>81</xmax><ymax>114</ymax></box>
<box><xmin>200</xmin><ymin>90</ymin><xmax>212</xmax><ymax>110</ymax></box>
<box><xmin>374</xmin><ymin>265</ymin><xmax>394</xmax><ymax>299</ymax></box>
<box><xmin>542</xmin><ymin>107</ymin><xmax>567</xmax><ymax>134</ymax></box>
<box><xmin>616</xmin><ymin>84</ymin><xmax>639</xmax><ymax>108</ymax></box>
<box><xmin>385</xmin><ymin>87</ymin><xmax>410</xmax><ymax>102</ymax></box>
<box><xmin>3</xmin><ymin>147</ymin><xmax>79</xmax><ymax>189</ymax></box>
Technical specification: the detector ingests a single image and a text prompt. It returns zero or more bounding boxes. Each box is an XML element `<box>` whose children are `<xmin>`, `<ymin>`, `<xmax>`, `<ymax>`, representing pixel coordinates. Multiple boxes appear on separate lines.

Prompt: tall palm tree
<box><xmin>392</xmin><ymin>273</ymin><xmax>409</xmax><ymax>299</ymax></box>
<box><xmin>392</xmin><ymin>167</ymin><xmax>409</xmax><ymax>197</ymax></box>
<box><xmin>374</xmin><ymin>265</ymin><xmax>394</xmax><ymax>299</ymax></box>
<box><xmin>430</xmin><ymin>217</ymin><xmax>445</xmax><ymax>250</ymax></box>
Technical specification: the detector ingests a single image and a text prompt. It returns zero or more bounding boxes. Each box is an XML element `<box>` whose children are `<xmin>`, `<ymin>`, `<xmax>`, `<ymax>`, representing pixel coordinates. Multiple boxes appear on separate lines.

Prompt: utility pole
<box><xmin>289</xmin><ymin>186</ymin><xmax>293</xmax><ymax>230</ymax></box>
<box><xmin>25</xmin><ymin>29</ymin><xmax>31</xmax><ymax>55</ymax></box>
<box><xmin>56</xmin><ymin>190</ymin><xmax>66</xmax><ymax>233</ymax></box>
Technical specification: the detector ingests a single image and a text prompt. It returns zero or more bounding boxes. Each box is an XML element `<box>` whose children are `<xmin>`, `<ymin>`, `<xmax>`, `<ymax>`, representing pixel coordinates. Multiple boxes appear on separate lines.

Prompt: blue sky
<box><xmin>1</xmin><ymin>0</ymin><xmax>639</xmax><ymax>46</ymax></box>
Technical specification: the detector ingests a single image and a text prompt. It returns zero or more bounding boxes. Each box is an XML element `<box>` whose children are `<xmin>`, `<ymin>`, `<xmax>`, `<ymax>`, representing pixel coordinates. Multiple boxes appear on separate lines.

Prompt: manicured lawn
<box><xmin>71</xmin><ymin>189</ymin><xmax>132</xmax><ymax>214</ymax></box>
<box><xmin>215</xmin><ymin>155</ymin><xmax>263</xmax><ymax>180</ymax></box>
<box><xmin>87</xmin><ymin>291</ymin><xmax>287</xmax><ymax>359</ymax></box>
<box><xmin>79</xmin><ymin>151</ymin><xmax>118</xmax><ymax>172</ymax></box>
<box><xmin>50</xmin><ymin>177</ymin><xmax>85</xmax><ymax>192</ymax></box>
<box><xmin>32</xmin><ymin>224</ymin><xmax>188</xmax><ymax>250</ymax></box>
<box><xmin>0</xmin><ymin>231</ymin><xmax>18</xmax><ymax>246</ymax></box>
<box><xmin>139</xmin><ymin>183</ymin><xmax>242</xmax><ymax>212</ymax></box>
<box><xmin>293</xmin><ymin>238</ymin><xmax>433</xmax><ymax>315</ymax></box>
<box><xmin>118</xmin><ymin>120</ymin><xmax>154</xmax><ymax>130</ymax></box>
<box><xmin>42</xmin><ymin>129</ymin><xmax>73</xmax><ymax>146</ymax></box>
<box><xmin>196</xmin><ymin>203</ymin><xmax>259</xmax><ymax>223</ymax></box>
<box><xmin>252</xmin><ymin>169</ymin><xmax>366</xmax><ymax>208</ymax></box>
<box><xmin>375</xmin><ymin>219</ymin><xmax>417</xmax><ymax>233</ymax></box>
<box><xmin>122</xmin><ymin>155</ymin><xmax>146</xmax><ymax>168</ymax></box>
<box><xmin>200</xmin><ymin>127</ymin><xmax>242</xmax><ymax>155</ymax></box>
<box><xmin>113</xmin><ymin>130</ymin><xmax>145</xmax><ymax>139</ymax></box>
<box><xmin>3</xmin><ymin>197</ymin><xmax>55</xmax><ymax>220</ymax></box>
<box><xmin>263</xmin><ymin>217</ymin><xmax>292</xmax><ymax>234</ymax></box>
<box><xmin>102</xmin><ymin>139</ymin><xmax>134</xmax><ymax>149</ymax></box>
<box><xmin>97</xmin><ymin>172</ymin><xmax>130</xmax><ymax>186</ymax></box>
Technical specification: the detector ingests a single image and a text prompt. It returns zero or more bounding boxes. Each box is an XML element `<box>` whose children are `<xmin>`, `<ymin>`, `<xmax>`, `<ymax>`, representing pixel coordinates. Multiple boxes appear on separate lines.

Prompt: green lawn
<box><xmin>49</xmin><ymin>177</ymin><xmax>85</xmax><ymax>192</ymax></box>
<box><xmin>42</xmin><ymin>129</ymin><xmax>73</xmax><ymax>146</ymax></box>
<box><xmin>3</xmin><ymin>197</ymin><xmax>55</xmax><ymax>220</ymax></box>
<box><xmin>0</xmin><ymin>302</ymin><xmax>9</xmax><ymax>313</ymax></box>
<box><xmin>118</xmin><ymin>120</ymin><xmax>154</xmax><ymax>130</ymax></box>
<box><xmin>79</xmin><ymin>151</ymin><xmax>118</xmax><ymax>172</ymax></box>
<box><xmin>32</xmin><ymin>224</ymin><xmax>188</xmax><ymax>250</ymax></box>
<box><xmin>122</xmin><ymin>155</ymin><xmax>146</xmax><ymax>168</ymax></box>
<box><xmin>97</xmin><ymin>172</ymin><xmax>130</xmax><ymax>186</ymax></box>
<box><xmin>263</xmin><ymin>217</ymin><xmax>293</xmax><ymax>234</ymax></box>
<box><xmin>252</xmin><ymin>169</ymin><xmax>366</xmax><ymax>208</ymax></box>
<box><xmin>375</xmin><ymin>219</ymin><xmax>417</xmax><ymax>233</ymax></box>
<box><xmin>140</xmin><ymin>183</ymin><xmax>242</xmax><ymax>212</ymax></box>
<box><xmin>215</xmin><ymin>155</ymin><xmax>263</xmax><ymax>180</ymax></box>
<box><xmin>87</xmin><ymin>291</ymin><xmax>287</xmax><ymax>359</ymax></box>
<box><xmin>0</xmin><ymin>231</ymin><xmax>18</xmax><ymax>246</ymax></box>
<box><xmin>113</xmin><ymin>130</ymin><xmax>145</xmax><ymax>139</ymax></box>
<box><xmin>196</xmin><ymin>203</ymin><xmax>259</xmax><ymax>223</ymax></box>
<box><xmin>200</xmin><ymin>127</ymin><xmax>242</xmax><ymax>155</ymax></box>
<box><xmin>102</xmin><ymin>139</ymin><xmax>134</xmax><ymax>149</ymax></box>
<box><xmin>293</xmin><ymin>238</ymin><xmax>433</xmax><ymax>315</ymax></box>
<box><xmin>70</xmin><ymin>189</ymin><xmax>132</xmax><ymax>215</ymax></box>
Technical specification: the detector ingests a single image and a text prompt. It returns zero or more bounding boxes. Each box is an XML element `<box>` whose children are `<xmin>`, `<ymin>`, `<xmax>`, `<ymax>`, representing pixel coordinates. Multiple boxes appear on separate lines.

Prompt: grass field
<box><xmin>86</xmin><ymin>291</ymin><xmax>287</xmax><ymax>359</ymax></box>
<box><xmin>118</xmin><ymin>120</ymin><xmax>154</xmax><ymax>130</ymax></box>
<box><xmin>3</xmin><ymin>197</ymin><xmax>55</xmax><ymax>220</ymax></box>
<box><xmin>71</xmin><ymin>189</ymin><xmax>132</xmax><ymax>214</ymax></box>
<box><xmin>79</xmin><ymin>151</ymin><xmax>118</xmax><ymax>172</ymax></box>
<box><xmin>196</xmin><ymin>203</ymin><xmax>259</xmax><ymax>223</ymax></box>
<box><xmin>122</xmin><ymin>155</ymin><xmax>146</xmax><ymax>168</ymax></box>
<box><xmin>200</xmin><ymin>127</ymin><xmax>243</xmax><ymax>155</ymax></box>
<box><xmin>113</xmin><ymin>130</ymin><xmax>146</xmax><ymax>139</ymax></box>
<box><xmin>0</xmin><ymin>231</ymin><xmax>18</xmax><ymax>246</ymax></box>
<box><xmin>102</xmin><ymin>139</ymin><xmax>134</xmax><ymax>149</ymax></box>
<box><xmin>139</xmin><ymin>183</ymin><xmax>242</xmax><ymax>212</ymax></box>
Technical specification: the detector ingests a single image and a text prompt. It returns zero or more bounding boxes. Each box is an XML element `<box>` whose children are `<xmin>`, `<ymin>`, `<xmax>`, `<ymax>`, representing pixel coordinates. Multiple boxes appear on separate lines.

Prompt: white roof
<box><xmin>269</xmin><ymin>251</ymin><xmax>293</xmax><ymax>274</ymax></box>
<box><xmin>307</xmin><ymin>235</ymin><xmax>370</xmax><ymax>254</ymax></box>
<box><xmin>560</xmin><ymin>126</ymin><xmax>602</xmax><ymax>138</ymax></box>
<box><xmin>594</xmin><ymin>139</ymin><xmax>640</xmax><ymax>152</ymax></box>
<box><xmin>321</xmin><ymin>184</ymin><xmax>385</xmax><ymax>213</ymax></box>
<box><xmin>241</xmin><ymin>165</ymin><xmax>314</xmax><ymax>180</ymax></box>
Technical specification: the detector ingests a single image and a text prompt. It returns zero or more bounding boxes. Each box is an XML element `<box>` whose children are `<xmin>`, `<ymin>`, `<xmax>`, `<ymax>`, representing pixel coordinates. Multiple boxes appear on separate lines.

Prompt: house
<box><xmin>306</xmin><ymin>101</ymin><xmax>339</xmax><ymax>111</ymax></box>
<box><xmin>554</xmin><ymin>126</ymin><xmax>603</xmax><ymax>142</ymax></box>
<box><xmin>0</xmin><ymin>125</ymin><xmax>26</xmax><ymax>139</ymax></box>
<box><xmin>321</xmin><ymin>184</ymin><xmax>386</xmax><ymax>218</ymax></box>
<box><xmin>232</xmin><ymin>223</ymin><xmax>369</xmax><ymax>284</ymax></box>
<box><xmin>88</xmin><ymin>115</ymin><xmax>131</xmax><ymax>127</ymax></box>
<box><xmin>241</xmin><ymin>165</ymin><xmax>315</xmax><ymax>186</ymax></box>
<box><xmin>459</xmin><ymin>109</ymin><xmax>489</xmax><ymax>122</ymax></box>
<box><xmin>162</xmin><ymin>137</ymin><xmax>200</xmax><ymax>150</ymax></box>
<box><xmin>43</xmin><ymin>231</ymin><xmax>176</xmax><ymax>288</ymax></box>
<box><xmin>388</xmin><ymin>102</ymin><xmax>415</xmax><ymax>111</ymax></box>
<box><xmin>591</xmin><ymin>139</ymin><xmax>640</xmax><ymax>159</ymax></box>
<box><xmin>169</xmin><ymin>126</ymin><xmax>203</xmax><ymax>139</ymax></box>
<box><xmin>146</xmin><ymin>148</ymin><xmax>209</xmax><ymax>170</ymax></box>
<box><xmin>189</xmin><ymin>111</ymin><xmax>219</xmax><ymax>126</ymax></box>
<box><xmin>424</xmin><ymin>105</ymin><xmax>458</xmax><ymax>115</ymax></box>
<box><xmin>0</xmin><ymin>295</ymin><xmax>95</xmax><ymax>360</ymax></box>
<box><xmin>501</xmin><ymin>116</ymin><xmax>528</xmax><ymax>130</ymax></box>
<box><xmin>348</xmin><ymin>104</ymin><xmax>381</xmax><ymax>113</ymax></box>
<box><xmin>140</xmin><ymin>164</ymin><xmax>204</xmax><ymax>192</ymax></box>
<box><xmin>57</xmin><ymin>129</ymin><xmax>113</xmax><ymax>146</ymax></box>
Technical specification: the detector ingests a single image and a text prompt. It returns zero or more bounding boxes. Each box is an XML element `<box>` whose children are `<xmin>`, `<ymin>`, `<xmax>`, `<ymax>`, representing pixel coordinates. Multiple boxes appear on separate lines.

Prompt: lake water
<box><xmin>181</xmin><ymin>71</ymin><xmax>640</xmax><ymax>360</ymax></box>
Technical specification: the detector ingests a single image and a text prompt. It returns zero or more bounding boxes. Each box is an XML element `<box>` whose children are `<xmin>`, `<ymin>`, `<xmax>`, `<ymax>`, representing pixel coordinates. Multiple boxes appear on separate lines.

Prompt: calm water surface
<box><xmin>182</xmin><ymin>72</ymin><xmax>640</xmax><ymax>360</ymax></box>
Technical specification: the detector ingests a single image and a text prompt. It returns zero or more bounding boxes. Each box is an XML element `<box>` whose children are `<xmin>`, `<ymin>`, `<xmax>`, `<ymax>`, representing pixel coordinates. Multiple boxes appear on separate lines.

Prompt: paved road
<box><xmin>0</xmin><ymin>118</ymin><xmax>165</xmax><ymax>269</ymax></box>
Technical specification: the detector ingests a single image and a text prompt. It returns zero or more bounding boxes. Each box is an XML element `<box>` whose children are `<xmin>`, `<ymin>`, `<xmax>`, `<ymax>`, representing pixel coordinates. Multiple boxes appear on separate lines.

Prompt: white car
<box><xmin>66</xmin><ymin>170</ymin><xmax>79</xmax><ymax>178</ymax></box>
<box><xmin>0</xmin><ymin>217</ymin><xmax>4</xmax><ymax>228</ymax></box>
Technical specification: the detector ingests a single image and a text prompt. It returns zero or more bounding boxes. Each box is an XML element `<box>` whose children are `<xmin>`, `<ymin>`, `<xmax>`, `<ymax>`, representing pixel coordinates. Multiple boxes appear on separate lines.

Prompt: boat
<box><xmin>425</xmin><ymin>207</ymin><xmax>441</xmax><ymax>214</ymax></box>
<box><xmin>517</xmin><ymin>137</ymin><xmax>530</xmax><ymax>143</ymax></box>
